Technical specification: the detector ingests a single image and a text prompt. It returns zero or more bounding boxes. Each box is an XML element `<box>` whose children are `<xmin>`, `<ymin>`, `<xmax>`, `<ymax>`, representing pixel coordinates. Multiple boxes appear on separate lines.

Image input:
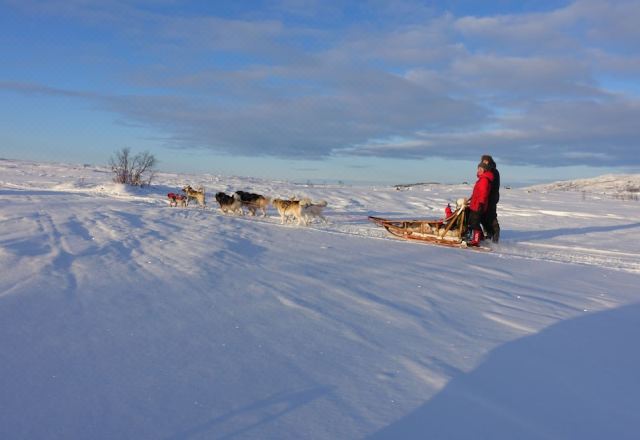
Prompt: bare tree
<box><xmin>129</xmin><ymin>150</ymin><xmax>157</xmax><ymax>186</ymax></box>
<box><xmin>110</xmin><ymin>147</ymin><xmax>131</xmax><ymax>185</ymax></box>
<box><xmin>109</xmin><ymin>148</ymin><xmax>157</xmax><ymax>186</ymax></box>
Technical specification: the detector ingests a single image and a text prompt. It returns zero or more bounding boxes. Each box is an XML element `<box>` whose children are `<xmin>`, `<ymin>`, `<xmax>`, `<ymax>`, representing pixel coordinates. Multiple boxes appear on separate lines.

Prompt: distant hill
<box><xmin>394</xmin><ymin>182</ymin><xmax>441</xmax><ymax>190</ymax></box>
<box><xmin>525</xmin><ymin>174</ymin><xmax>640</xmax><ymax>199</ymax></box>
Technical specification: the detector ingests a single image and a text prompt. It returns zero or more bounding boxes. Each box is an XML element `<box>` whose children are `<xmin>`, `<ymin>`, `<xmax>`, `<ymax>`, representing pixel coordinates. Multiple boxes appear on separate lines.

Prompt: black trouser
<box><xmin>468</xmin><ymin>209</ymin><xmax>482</xmax><ymax>230</ymax></box>
<box><xmin>481</xmin><ymin>205</ymin><xmax>500</xmax><ymax>242</ymax></box>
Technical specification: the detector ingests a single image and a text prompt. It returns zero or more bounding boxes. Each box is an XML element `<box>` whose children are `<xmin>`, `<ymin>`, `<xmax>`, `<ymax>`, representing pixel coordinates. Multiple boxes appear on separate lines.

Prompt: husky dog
<box><xmin>272</xmin><ymin>198</ymin><xmax>306</xmax><ymax>225</ymax></box>
<box><xmin>300</xmin><ymin>199</ymin><xmax>328</xmax><ymax>224</ymax></box>
<box><xmin>234</xmin><ymin>190</ymin><xmax>271</xmax><ymax>217</ymax></box>
<box><xmin>215</xmin><ymin>192</ymin><xmax>243</xmax><ymax>215</ymax></box>
<box><xmin>182</xmin><ymin>185</ymin><xmax>206</xmax><ymax>207</ymax></box>
<box><xmin>167</xmin><ymin>192</ymin><xmax>186</xmax><ymax>207</ymax></box>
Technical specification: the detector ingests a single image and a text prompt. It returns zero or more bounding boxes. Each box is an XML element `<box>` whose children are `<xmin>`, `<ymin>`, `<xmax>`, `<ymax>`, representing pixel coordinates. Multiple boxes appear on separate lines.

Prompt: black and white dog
<box><xmin>215</xmin><ymin>192</ymin><xmax>243</xmax><ymax>215</ymax></box>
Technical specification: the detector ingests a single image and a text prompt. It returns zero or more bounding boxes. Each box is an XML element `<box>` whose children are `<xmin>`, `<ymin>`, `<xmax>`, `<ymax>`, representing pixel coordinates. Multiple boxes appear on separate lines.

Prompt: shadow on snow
<box><xmin>369</xmin><ymin>302</ymin><xmax>640</xmax><ymax>440</ymax></box>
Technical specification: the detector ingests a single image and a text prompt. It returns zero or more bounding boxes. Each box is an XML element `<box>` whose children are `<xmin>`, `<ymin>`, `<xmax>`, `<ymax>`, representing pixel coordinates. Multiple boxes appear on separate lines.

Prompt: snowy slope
<box><xmin>526</xmin><ymin>173</ymin><xmax>640</xmax><ymax>198</ymax></box>
<box><xmin>1</xmin><ymin>159</ymin><xmax>639</xmax><ymax>439</ymax></box>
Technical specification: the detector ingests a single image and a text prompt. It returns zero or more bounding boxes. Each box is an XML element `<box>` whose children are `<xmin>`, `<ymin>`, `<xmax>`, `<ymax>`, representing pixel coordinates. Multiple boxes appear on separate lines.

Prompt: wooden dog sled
<box><xmin>369</xmin><ymin>198</ymin><xmax>486</xmax><ymax>249</ymax></box>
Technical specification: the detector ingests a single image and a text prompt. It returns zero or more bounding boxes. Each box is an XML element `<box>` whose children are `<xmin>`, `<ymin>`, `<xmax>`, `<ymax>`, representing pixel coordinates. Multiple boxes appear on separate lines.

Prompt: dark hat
<box><xmin>481</xmin><ymin>154</ymin><xmax>496</xmax><ymax>167</ymax></box>
<box><xmin>478</xmin><ymin>161</ymin><xmax>491</xmax><ymax>171</ymax></box>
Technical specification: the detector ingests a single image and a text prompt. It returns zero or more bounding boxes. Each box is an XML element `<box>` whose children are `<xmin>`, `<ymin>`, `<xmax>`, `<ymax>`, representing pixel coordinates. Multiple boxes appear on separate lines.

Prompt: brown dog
<box><xmin>182</xmin><ymin>185</ymin><xmax>206</xmax><ymax>207</ymax></box>
<box><xmin>272</xmin><ymin>198</ymin><xmax>306</xmax><ymax>225</ymax></box>
<box><xmin>235</xmin><ymin>190</ymin><xmax>271</xmax><ymax>217</ymax></box>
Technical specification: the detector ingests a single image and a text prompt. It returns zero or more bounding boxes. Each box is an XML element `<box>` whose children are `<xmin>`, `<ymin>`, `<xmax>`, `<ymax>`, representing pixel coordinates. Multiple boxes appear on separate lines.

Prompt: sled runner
<box><xmin>369</xmin><ymin>198</ymin><xmax>487</xmax><ymax>249</ymax></box>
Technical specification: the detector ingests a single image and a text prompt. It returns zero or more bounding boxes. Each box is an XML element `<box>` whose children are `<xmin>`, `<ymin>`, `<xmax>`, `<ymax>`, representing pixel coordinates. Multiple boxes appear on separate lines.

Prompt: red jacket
<box><xmin>470</xmin><ymin>170</ymin><xmax>494</xmax><ymax>212</ymax></box>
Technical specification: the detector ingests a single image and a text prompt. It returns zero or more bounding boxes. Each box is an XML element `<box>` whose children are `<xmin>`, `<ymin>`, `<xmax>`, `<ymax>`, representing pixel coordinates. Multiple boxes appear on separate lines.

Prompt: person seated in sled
<box><xmin>468</xmin><ymin>162</ymin><xmax>495</xmax><ymax>246</ymax></box>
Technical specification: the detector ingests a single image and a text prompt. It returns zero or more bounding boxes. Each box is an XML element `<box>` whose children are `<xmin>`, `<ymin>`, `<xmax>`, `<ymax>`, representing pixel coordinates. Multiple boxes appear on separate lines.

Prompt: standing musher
<box><xmin>480</xmin><ymin>154</ymin><xmax>500</xmax><ymax>243</ymax></box>
<box><xmin>467</xmin><ymin>162</ymin><xmax>494</xmax><ymax>246</ymax></box>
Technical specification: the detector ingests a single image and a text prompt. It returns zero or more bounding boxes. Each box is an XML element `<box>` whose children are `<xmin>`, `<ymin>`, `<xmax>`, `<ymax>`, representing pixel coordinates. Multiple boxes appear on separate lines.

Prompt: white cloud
<box><xmin>2</xmin><ymin>0</ymin><xmax>639</xmax><ymax>168</ymax></box>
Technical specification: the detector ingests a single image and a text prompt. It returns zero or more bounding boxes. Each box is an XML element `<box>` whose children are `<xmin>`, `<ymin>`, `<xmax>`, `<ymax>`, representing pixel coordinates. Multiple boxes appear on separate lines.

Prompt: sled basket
<box><xmin>369</xmin><ymin>205</ymin><xmax>469</xmax><ymax>246</ymax></box>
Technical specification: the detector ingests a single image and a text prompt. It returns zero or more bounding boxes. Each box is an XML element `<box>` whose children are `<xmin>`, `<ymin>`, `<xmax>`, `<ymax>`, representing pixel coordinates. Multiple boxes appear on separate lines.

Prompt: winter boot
<box><xmin>468</xmin><ymin>229</ymin><xmax>483</xmax><ymax>247</ymax></box>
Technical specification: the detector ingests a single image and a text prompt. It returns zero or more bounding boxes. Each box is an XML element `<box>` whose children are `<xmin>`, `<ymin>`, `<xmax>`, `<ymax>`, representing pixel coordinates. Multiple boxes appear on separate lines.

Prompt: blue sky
<box><xmin>1</xmin><ymin>0</ymin><xmax>639</xmax><ymax>185</ymax></box>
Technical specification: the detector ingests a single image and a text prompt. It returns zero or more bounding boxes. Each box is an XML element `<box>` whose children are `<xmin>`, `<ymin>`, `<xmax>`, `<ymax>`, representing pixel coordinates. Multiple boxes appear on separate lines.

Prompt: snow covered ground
<box><xmin>527</xmin><ymin>173</ymin><xmax>640</xmax><ymax>200</ymax></box>
<box><xmin>1</xmin><ymin>158</ymin><xmax>639</xmax><ymax>439</ymax></box>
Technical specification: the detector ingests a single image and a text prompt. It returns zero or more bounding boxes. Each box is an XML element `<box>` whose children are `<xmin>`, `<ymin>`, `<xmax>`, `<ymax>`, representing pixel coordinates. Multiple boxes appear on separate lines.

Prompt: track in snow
<box><xmin>182</xmin><ymin>204</ymin><xmax>640</xmax><ymax>274</ymax></box>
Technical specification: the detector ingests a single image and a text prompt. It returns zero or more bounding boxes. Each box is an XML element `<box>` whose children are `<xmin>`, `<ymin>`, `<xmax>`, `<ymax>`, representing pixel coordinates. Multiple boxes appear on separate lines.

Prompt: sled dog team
<box><xmin>167</xmin><ymin>154</ymin><xmax>500</xmax><ymax>243</ymax></box>
<box><xmin>167</xmin><ymin>185</ymin><xmax>328</xmax><ymax>225</ymax></box>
